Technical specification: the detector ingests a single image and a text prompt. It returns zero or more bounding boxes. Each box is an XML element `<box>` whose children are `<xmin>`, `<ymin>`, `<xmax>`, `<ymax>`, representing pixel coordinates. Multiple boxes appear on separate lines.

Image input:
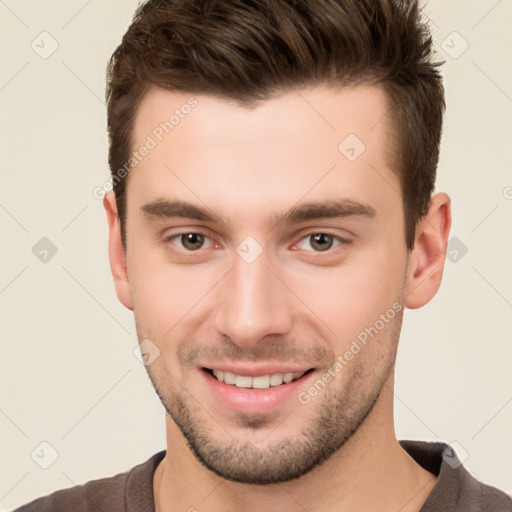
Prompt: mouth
<box><xmin>202</xmin><ymin>367</ymin><xmax>315</xmax><ymax>390</ymax></box>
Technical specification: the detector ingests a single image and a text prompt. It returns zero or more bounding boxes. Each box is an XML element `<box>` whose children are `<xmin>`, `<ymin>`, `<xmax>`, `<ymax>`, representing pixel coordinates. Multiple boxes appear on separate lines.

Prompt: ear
<box><xmin>404</xmin><ymin>192</ymin><xmax>452</xmax><ymax>309</ymax></box>
<box><xmin>103</xmin><ymin>192</ymin><xmax>133</xmax><ymax>311</ymax></box>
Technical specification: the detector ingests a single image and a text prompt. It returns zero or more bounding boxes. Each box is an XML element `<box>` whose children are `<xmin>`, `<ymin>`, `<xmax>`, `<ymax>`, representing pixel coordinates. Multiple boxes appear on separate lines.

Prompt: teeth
<box><xmin>211</xmin><ymin>369</ymin><xmax>307</xmax><ymax>389</ymax></box>
<box><xmin>252</xmin><ymin>375</ymin><xmax>270</xmax><ymax>389</ymax></box>
<box><xmin>223</xmin><ymin>371</ymin><xmax>235</xmax><ymax>385</ymax></box>
<box><xmin>235</xmin><ymin>375</ymin><xmax>252</xmax><ymax>388</ymax></box>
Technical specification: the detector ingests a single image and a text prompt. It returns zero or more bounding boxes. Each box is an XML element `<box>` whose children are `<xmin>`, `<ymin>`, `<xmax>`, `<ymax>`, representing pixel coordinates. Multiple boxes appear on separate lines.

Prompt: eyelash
<box><xmin>163</xmin><ymin>231</ymin><xmax>349</xmax><ymax>255</ymax></box>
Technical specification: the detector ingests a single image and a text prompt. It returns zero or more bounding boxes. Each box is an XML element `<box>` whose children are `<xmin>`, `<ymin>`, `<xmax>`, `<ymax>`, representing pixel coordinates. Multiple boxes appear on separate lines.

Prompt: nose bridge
<box><xmin>213</xmin><ymin>243</ymin><xmax>293</xmax><ymax>347</ymax></box>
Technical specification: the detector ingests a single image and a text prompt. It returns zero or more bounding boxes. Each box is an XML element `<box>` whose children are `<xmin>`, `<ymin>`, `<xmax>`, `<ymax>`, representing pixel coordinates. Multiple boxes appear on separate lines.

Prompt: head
<box><xmin>104</xmin><ymin>0</ymin><xmax>451</xmax><ymax>485</ymax></box>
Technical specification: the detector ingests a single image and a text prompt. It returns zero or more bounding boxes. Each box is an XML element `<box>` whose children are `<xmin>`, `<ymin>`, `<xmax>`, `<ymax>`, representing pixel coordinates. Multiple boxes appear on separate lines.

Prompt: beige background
<box><xmin>1</xmin><ymin>0</ymin><xmax>511</xmax><ymax>509</ymax></box>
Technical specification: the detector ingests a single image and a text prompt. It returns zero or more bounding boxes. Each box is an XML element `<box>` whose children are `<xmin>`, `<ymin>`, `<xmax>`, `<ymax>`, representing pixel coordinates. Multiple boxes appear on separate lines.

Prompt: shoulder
<box><xmin>12</xmin><ymin>450</ymin><xmax>166</xmax><ymax>512</ymax></box>
<box><xmin>480</xmin><ymin>482</ymin><xmax>512</xmax><ymax>509</ymax></box>
<box><xmin>12</xmin><ymin>472</ymin><xmax>125</xmax><ymax>512</ymax></box>
<box><xmin>400</xmin><ymin>439</ymin><xmax>512</xmax><ymax>511</ymax></box>
<box><xmin>12</xmin><ymin>470</ymin><xmax>129</xmax><ymax>512</ymax></box>
<box><xmin>461</xmin><ymin>468</ymin><xmax>512</xmax><ymax>510</ymax></box>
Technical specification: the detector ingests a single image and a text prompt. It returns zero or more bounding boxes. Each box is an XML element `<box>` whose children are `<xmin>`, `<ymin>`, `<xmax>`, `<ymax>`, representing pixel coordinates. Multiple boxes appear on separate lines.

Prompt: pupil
<box><xmin>312</xmin><ymin>233</ymin><xmax>332</xmax><ymax>251</ymax></box>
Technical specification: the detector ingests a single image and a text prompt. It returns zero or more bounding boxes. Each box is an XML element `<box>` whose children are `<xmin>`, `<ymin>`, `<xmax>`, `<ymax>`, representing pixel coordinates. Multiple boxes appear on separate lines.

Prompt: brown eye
<box><xmin>180</xmin><ymin>233</ymin><xmax>205</xmax><ymax>251</ymax></box>
<box><xmin>310</xmin><ymin>233</ymin><xmax>334</xmax><ymax>251</ymax></box>
<box><xmin>296</xmin><ymin>233</ymin><xmax>343</xmax><ymax>252</ymax></box>
<box><xmin>165</xmin><ymin>232</ymin><xmax>214</xmax><ymax>252</ymax></box>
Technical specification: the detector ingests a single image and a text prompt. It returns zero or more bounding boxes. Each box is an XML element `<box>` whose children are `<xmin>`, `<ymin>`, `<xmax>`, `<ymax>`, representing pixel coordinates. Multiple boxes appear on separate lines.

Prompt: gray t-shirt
<box><xmin>13</xmin><ymin>440</ymin><xmax>512</xmax><ymax>511</ymax></box>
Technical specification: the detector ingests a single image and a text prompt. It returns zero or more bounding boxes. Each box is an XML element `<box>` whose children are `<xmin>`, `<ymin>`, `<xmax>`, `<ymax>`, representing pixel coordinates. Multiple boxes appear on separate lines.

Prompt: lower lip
<box><xmin>200</xmin><ymin>368</ymin><xmax>316</xmax><ymax>414</ymax></box>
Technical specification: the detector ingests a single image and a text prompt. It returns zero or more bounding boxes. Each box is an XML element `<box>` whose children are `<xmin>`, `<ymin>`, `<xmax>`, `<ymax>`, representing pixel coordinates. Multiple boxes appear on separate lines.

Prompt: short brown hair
<box><xmin>106</xmin><ymin>0</ymin><xmax>445</xmax><ymax>251</ymax></box>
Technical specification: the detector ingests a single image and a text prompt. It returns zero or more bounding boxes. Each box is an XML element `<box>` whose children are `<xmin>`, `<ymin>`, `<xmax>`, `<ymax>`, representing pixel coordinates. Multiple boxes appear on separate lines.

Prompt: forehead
<box><xmin>127</xmin><ymin>84</ymin><xmax>400</xmax><ymax>225</ymax></box>
<box><xmin>134</xmin><ymin>84</ymin><xmax>392</xmax><ymax>147</ymax></box>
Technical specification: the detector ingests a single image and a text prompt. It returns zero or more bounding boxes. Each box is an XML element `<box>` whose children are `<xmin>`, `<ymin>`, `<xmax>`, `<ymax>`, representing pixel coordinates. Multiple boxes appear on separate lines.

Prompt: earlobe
<box><xmin>404</xmin><ymin>192</ymin><xmax>452</xmax><ymax>309</ymax></box>
<box><xmin>103</xmin><ymin>192</ymin><xmax>133</xmax><ymax>311</ymax></box>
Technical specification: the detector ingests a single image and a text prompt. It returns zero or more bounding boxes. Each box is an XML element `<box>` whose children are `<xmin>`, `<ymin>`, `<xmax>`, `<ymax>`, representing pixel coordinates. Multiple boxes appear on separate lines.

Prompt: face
<box><xmin>119</xmin><ymin>85</ymin><xmax>411</xmax><ymax>484</ymax></box>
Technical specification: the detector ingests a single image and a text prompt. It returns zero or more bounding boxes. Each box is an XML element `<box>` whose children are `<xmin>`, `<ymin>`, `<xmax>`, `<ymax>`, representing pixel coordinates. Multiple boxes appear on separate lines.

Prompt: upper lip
<box><xmin>200</xmin><ymin>364</ymin><xmax>314</xmax><ymax>377</ymax></box>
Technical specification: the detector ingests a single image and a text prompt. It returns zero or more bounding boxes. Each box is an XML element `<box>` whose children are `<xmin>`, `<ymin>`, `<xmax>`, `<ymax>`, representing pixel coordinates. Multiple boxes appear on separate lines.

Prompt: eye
<box><xmin>165</xmin><ymin>232</ymin><xmax>215</xmax><ymax>251</ymax></box>
<box><xmin>295</xmin><ymin>233</ymin><xmax>345</xmax><ymax>252</ymax></box>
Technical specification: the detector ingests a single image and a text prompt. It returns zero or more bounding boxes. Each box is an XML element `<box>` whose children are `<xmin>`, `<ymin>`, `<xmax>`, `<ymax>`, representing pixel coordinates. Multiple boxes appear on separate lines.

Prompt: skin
<box><xmin>104</xmin><ymin>84</ymin><xmax>451</xmax><ymax>512</ymax></box>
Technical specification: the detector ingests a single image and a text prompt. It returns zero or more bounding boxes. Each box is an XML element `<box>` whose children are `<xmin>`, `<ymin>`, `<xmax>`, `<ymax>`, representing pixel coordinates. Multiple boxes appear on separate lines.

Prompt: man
<box><xmin>15</xmin><ymin>0</ymin><xmax>512</xmax><ymax>511</ymax></box>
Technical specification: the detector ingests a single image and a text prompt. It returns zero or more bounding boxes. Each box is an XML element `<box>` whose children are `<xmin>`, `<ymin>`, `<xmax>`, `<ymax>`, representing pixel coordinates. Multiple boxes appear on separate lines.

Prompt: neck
<box><xmin>154</xmin><ymin>375</ymin><xmax>437</xmax><ymax>512</ymax></box>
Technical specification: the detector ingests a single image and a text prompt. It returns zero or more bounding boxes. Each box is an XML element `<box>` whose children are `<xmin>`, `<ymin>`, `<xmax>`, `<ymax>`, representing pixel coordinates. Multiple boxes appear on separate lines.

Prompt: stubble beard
<box><xmin>143</xmin><ymin>314</ymin><xmax>401</xmax><ymax>485</ymax></box>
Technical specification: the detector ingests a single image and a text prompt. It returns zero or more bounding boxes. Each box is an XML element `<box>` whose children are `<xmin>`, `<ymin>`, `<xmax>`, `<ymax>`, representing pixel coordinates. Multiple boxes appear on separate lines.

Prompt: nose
<box><xmin>213</xmin><ymin>245</ymin><xmax>294</xmax><ymax>350</ymax></box>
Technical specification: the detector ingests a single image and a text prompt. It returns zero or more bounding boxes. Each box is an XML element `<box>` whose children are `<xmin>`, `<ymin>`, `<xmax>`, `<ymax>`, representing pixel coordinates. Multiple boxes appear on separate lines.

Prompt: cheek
<box><xmin>291</xmin><ymin>239</ymin><xmax>406</xmax><ymax>346</ymax></box>
<box><xmin>127</xmin><ymin>248</ymin><xmax>219</xmax><ymax>337</ymax></box>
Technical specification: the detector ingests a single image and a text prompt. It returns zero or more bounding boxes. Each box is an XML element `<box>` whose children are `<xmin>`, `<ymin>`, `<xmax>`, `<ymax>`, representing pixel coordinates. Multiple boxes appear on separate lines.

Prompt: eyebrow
<box><xmin>141</xmin><ymin>198</ymin><xmax>376</xmax><ymax>228</ymax></box>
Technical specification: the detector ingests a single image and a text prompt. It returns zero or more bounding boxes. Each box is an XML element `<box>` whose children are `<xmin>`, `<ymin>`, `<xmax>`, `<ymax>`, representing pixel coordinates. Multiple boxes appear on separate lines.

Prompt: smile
<box><xmin>204</xmin><ymin>368</ymin><xmax>314</xmax><ymax>389</ymax></box>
